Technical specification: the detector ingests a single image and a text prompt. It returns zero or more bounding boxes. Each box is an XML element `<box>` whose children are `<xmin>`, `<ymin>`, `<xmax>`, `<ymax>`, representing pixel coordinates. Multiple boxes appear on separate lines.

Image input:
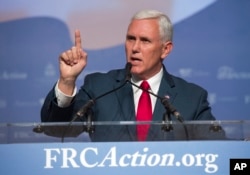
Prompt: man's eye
<box><xmin>142</xmin><ymin>39</ymin><xmax>150</xmax><ymax>43</ymax></box>
<box><xmin>127</xmin><ymin>36</ymin><xmax>135</xmax><ymax>41</ymax></box>
<box><xmin>141</xmin><ymin>38</ymin><xmax>150</xmax><ymax>43</ymax></box>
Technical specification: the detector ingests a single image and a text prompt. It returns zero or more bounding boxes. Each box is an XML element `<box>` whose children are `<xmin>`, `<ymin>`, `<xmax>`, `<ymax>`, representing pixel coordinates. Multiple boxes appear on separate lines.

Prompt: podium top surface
<box><xmin>0</xmin><ymin>120</ymin><xmax>249</xmax><ymax>143</ymax></box>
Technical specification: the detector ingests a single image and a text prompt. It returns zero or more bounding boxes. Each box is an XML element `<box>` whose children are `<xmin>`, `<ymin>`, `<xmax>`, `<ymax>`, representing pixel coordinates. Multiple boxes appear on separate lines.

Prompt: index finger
<box><xmin>75</xmin><ymin>29</ymin><xmax>82</xmax><ymax>48</ymax></box>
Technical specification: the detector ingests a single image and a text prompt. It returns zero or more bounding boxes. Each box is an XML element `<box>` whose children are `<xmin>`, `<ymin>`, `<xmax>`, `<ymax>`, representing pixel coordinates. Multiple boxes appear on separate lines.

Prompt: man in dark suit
<box><xmin>41</xmin><ymin>10</ymin><xmax>217</xmax><ymax>141</ymax></box>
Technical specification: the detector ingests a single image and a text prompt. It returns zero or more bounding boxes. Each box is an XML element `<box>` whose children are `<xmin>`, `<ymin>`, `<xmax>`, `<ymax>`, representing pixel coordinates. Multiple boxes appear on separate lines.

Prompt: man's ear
<box><xmin>161</xmin><ymin>41</ymin><xmax>173</xmax><ymax>59</ymax></box>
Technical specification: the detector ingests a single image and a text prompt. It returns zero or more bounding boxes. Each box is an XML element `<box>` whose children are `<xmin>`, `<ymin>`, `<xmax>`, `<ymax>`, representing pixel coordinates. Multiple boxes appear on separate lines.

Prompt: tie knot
<box><xmin>140</xmin><ymin>81</ymin><xmax>150</xmax><ymax>91</ymax></box>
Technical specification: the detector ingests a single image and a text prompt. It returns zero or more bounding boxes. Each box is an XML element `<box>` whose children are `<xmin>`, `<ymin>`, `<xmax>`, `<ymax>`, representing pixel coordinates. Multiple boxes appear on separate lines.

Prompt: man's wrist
<box><xmin>55</xmin><ymin>80</ymin><xmax>77</xmax><ymax>107</ymax></box>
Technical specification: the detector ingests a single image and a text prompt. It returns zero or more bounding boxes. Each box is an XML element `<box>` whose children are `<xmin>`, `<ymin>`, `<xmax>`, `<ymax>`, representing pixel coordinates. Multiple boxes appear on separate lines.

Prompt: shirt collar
<box><xmin>131</xmin><ymin>67</ymin><xmax>163</xmax><ymax>94</ymax></box>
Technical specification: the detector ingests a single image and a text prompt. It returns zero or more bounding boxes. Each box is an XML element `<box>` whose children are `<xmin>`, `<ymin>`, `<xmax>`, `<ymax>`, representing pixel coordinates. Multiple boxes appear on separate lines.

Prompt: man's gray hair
<box><xmin>132</xmin><ymin>10</ymin><xmax>173</xmax><ymax>42</ymax></box>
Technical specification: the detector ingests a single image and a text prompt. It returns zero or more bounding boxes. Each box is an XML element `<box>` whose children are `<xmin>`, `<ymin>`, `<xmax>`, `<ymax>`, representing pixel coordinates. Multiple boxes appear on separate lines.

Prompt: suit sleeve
<box><xmin>40</xmin><ymin>76</ymin><xmax>93</xmax><ymax>122</ymax></box>
<box><xmin>193</xmin><ymin>89</ymin><xmax>216</xmax><ymax>120</ymax></box>
<box><xmin>40</xmin><ymin>87</ymin><xmax>75</xmax><ymax>122</ymax></box>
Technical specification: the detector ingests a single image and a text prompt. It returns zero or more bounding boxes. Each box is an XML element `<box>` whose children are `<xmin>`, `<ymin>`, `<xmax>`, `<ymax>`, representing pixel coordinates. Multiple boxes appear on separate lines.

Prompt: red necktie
<box><xmin>136</xmin><ymin>81</ymin><xmax>152</xmax><ymax>141</ymax></box>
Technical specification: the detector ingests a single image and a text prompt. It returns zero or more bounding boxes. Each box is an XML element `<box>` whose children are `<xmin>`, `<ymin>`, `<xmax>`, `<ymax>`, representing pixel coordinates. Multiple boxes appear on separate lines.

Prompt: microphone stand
<box><xmin>161</xmin><ymin>111</ymin><xmax>173</xmax><ymax>132</ymax></box>
<box><xmin>127</xmin><ymin>80</ymin><xmax>184</xmax><ymax>123</ymax></box>
<box><xmin>127</xmin><ymin>80</ymin><xmax>189</xmax><ymax>140</ymax></box>
<box><xmin>75</xmin><ymin>80</ymin><xmax>129</xmax><ymax>131</ymax></box>
<box><xmin>61</xmin><ymin>63</ymin><xmax>132</xmax><ymax>142</ymax></box>
<box><xmin>161</xmin><ymin>97</ymin><xmax>190</xmax><ymax>140</ymax></box>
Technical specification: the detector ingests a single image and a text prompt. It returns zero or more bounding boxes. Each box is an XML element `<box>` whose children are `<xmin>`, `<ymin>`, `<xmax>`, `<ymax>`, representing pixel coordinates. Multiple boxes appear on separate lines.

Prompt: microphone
<box><xmin>127</xmin><ymin>80</ymin><xmax>184</xmax><ymax>123</ymax></box>
<box><xmin>161</xmin><ymin>98</ymin><xmax>183</xmax><ymax>123</ymax></box>
<box><xmin>125</xmin><ymin>62</ymin><xmax>132</xmax><ymax>81</ymax></box>
<box><xmin>126</xmin><ymin>76</ymin><xmax>188</xmax><ymax>139</ymax></box>
<box><xmin>76</xmin><ymin>62</ymin><xmax>132</xmax><ymax>117</ymax></box>
<box><xmin>61</xmin><ymin>62</ymin><xmax>132</xmax><ymax>141</ymax></box>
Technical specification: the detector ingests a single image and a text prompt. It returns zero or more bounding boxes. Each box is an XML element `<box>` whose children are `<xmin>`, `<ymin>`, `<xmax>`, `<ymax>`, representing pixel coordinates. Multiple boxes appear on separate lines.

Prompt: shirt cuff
<box><xmin>54</xmin><ymin>81</ymin><xmax>77</xmax><ymax>107</ymax></box>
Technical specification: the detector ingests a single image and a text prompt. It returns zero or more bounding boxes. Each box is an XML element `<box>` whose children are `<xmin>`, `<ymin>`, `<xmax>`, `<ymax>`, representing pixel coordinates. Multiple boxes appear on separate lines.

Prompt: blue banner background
<box><xmin>0</xmin><ymin>141</ymin><xmax>250</xmax><ymax>175</ymax></box>
<box><xmin>0</xmin><ymin>0</ymin><xmax>249</xmax><ymax>122</ymax></box>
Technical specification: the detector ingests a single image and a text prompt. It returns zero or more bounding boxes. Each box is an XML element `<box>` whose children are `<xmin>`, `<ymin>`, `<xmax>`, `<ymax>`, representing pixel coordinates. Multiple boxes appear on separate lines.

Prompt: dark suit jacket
<box><xmin>41</xmin><ymin>65</ymin><xmax>218</xmax><ymax>141</ymax></box>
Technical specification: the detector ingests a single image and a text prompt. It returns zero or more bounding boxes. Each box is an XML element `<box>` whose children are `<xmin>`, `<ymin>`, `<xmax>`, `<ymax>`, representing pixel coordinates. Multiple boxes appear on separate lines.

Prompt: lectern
<box><xmin>0</xmin><ymin>120</ymin><xmax>249</xmax><ymax>175</ymax></box>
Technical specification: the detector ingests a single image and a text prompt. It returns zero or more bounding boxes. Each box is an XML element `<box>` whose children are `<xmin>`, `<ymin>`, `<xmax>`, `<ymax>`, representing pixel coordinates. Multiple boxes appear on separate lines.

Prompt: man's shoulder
<box><xmin>85</xmin><ymin>68</ymin><xmax>125</xmax><ymax>82</ymax></box>
<box><xmin>170</xmin><ymin>74</ymin><xmax>207</xmax><ymax>93</ymax></box>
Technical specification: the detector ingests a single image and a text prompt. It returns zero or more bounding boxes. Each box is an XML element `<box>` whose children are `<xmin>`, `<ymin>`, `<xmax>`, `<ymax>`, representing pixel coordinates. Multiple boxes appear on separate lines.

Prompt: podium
<box><xmin>0</xmin><ymin>120</ymin><xmax>250</xmax><ymax>175</ymax></box>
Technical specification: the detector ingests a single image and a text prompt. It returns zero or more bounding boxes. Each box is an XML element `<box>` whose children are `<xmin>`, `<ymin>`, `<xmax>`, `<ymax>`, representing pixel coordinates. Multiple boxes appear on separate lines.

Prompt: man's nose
<box><xmin>132</xmin><ymin>40</ymin><xmax>140</xmax><ymax>52</ymax></box>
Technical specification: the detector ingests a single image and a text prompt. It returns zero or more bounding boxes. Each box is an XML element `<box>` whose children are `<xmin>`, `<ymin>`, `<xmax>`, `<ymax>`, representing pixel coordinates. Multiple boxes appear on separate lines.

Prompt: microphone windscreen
<box><xmin>125</xmin><ymin>62</ymin><xmax>132</xmax><ymax>80</ymax></box>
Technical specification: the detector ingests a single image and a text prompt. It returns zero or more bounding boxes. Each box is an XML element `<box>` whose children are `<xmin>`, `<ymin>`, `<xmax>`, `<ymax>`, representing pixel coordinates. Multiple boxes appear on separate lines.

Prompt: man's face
<box><xmin>125</xmin><ymin>18</ymin><xmax>172</xmax><ymax>80</ymax></box>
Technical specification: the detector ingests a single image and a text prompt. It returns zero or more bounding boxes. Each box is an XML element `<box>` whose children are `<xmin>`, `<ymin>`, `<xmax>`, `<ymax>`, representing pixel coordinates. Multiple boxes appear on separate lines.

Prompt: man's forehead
<box><xmin>127</xmin><ymin>19</ymin><xmax>160</xmax><ymax>37</ymax></box>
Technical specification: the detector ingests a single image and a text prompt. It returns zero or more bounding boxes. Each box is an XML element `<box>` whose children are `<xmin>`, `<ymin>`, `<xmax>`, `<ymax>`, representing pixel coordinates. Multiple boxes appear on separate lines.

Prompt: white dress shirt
<box><xmin>54</xmin><ymin>81</ymin><xmax>77</xmax><ymax>107</ymax></box>
<box><xmin>131</xmin><ymin>68</ymin><xmax>163</xmax><ymax>113</ymax></box>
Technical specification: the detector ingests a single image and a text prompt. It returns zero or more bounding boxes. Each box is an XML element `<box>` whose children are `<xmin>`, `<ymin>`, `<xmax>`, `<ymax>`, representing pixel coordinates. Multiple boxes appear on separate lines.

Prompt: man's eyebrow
<box><xmin>126</xmin><ymin>34</ymin><xmax>135</xmax><ymax>39</ymax></box>
<box><xmin>140</xmin><ymin>36</ymin><xmax>150</xmax><ymax>41</ymax></box>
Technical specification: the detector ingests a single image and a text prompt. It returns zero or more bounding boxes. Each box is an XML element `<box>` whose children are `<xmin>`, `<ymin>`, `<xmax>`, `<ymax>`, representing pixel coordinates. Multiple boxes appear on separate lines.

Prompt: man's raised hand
<box><xmin>58</xmin><ymin>30</ymin><xmax>88</xmax><ymax>95</ymax></box>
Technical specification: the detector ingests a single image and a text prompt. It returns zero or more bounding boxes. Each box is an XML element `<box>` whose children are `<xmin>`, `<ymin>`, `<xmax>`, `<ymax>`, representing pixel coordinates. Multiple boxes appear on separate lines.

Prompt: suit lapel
<box><xmin>114</xmin><ymin>72</ymin><xmax>137</xmax><ymax>140</ymax></box>
<box><xmin>152</xmin><ymin>67</ymin><xmax>177</xmax><ymax>121</ymax></box>
<box><xmin>113</xmin><ymin>66</ymin><xmax>178</xmax><ymax>141</ymax></box>
<box><xmin>148</xmin><ymin>67</ymin><xmax>177</xmax><ymax>140</ymax></box>
<box><xmin>115</xmin><ymin>82</ymin><xmax>135</xmax><ymax>121</ymax></box>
